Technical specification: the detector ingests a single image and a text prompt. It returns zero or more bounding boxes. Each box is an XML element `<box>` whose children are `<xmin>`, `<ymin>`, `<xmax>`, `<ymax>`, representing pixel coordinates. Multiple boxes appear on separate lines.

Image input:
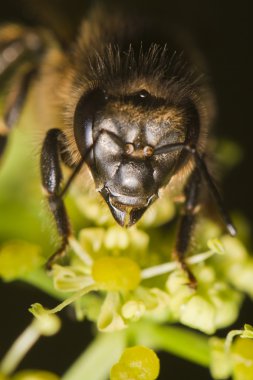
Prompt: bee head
<box><xmin>74</xmin><ymin>88</ymin><xmax>199</xmax><ymax>226</ymax></box>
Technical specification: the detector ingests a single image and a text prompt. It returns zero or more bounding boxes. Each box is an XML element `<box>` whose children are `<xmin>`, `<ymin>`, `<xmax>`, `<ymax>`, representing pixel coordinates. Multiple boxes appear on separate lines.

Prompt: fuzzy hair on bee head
<box><xmin>70</xmin><ymin>5</ymin><xmax>207</xmax><ymax>102</ymax></box>
<box><xmin>86</xmin><ymin>44</ymin><xmax>200</xmax><ymax>97</ymax></box>
<box><xmin>59</xmin><ymin>4</ymin><xmax>216</xmax><ymax>168</ymax></box>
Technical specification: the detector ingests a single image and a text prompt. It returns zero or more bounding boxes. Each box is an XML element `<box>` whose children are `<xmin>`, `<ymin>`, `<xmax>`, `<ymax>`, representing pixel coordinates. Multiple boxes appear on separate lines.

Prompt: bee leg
<box><xmin>0</xmin><ymin>26</ymin><xmax>44</xmax><ymax>158</ymax></box>
<box><xmin>0</xmin><ymin>26</ymin><xmax>43</xmax><ymax>77</ymax></box>
<box><xmin>0</xmin><ymin>37</ymin><xmax>27</xmax><ymax>77</ymax></box>
<box><xmin>40</xmin><ymin>128</ymin><xmax>75</xmax><ymax>270</ymax></box>
<box><xmin>0</xmin><ymin>67</ymin><xmax>37</xmax><ymax>158</ymax></box>
<box><xmin>173</xmin><ymin>168</ymin><xmax>201</xmax><ymax>288</ymax></box>
<box><xmin>0</xmin><ymin>123</ymin><xmax>8</xmax><ymax>158</ymax></box>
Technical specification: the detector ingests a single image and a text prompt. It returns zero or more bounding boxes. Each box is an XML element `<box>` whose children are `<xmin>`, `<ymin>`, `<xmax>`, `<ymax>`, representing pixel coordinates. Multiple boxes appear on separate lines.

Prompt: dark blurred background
<box><xmin>0</xmin><ymin>0</ymin><xmax>252</xmax><ymax>379</ymax></box>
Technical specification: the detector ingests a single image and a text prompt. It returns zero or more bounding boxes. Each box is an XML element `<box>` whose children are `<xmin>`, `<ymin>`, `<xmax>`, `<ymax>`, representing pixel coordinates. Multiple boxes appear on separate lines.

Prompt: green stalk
<box><xmin>0</xmin><ymin>320</ymin><xmax>40</xmax><ymax>376</ymax></box>
<box><xmin>62</xmin><ymin>331</ymin><xmax>126</xmax><ymax>380</ymax></box>
<box><xmin>129</xmin><ymin>321</ymin><xmax>210</xmax><ymax>367</ymax></box>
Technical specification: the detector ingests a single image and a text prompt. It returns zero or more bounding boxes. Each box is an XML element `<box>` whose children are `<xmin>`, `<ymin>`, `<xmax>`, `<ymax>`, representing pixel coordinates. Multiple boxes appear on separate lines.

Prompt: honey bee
<box><xmin>0</xmin><ymin>4</ymin><xmax>236</xmax><ymax>279</ymax></box>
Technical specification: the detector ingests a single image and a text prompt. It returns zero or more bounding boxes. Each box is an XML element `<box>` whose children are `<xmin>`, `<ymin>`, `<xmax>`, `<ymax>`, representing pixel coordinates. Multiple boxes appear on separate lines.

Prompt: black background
<box><xmin>0</xmin><ymin>1</ymin><xmax>252</xmax><ymax>379</ymax></box>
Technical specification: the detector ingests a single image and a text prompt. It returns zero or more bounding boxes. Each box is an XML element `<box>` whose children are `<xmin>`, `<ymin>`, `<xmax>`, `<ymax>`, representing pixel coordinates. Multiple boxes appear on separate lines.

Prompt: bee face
<box><xmin>0</xmin><ymin>4</ymin><xmax>236</xmax><ymax>272</ymax></box>
<box><xmin>74</xmin><ymin>87</ymin><xmax>195</xmax><ymax>226</ymax></box>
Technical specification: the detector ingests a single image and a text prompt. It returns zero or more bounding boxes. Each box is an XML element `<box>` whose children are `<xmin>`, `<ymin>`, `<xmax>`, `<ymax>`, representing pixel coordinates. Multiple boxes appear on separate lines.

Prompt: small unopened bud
<box><xmin>29</xmin><ymin>304</ymin><xmax>61</xmax><ymax>336</ymax></box>
<box><xmin>110</xmin><ymin>346</ymin><xmax>160</xmax><ymax>380</ymax></box>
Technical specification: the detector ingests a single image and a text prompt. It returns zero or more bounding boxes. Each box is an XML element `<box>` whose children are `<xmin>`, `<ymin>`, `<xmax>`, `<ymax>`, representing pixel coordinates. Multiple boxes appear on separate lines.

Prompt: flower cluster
<box><xmin>28</xmin><ymin>187</ymin><xmax>252</xmax><ymax>337</ymax></box>
<box><xmin>1</xmin><ymin>135</ymin><xmax>252</xmax><ymax>379</ymax></box>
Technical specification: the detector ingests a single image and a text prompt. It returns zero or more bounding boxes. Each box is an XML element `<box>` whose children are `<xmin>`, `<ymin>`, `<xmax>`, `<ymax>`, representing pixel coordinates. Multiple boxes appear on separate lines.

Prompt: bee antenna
<box><xmin>192</xmin><ymin>148</ymin><xmax>237</xmax><ymax>236</ymax></box>
<box><xmin>60</xmin><ymin>127</ymin><xmax>125</xmax><ymax>198</ymax></box>
<box><xmin>59</xmin><ymin>136</ymin><xmax>99</xmax><ymax>198</ymax></box>
<box><xmin>59</xmin><ymin>157</ymin><xmax>85</xmax><ymax>198</ymax></box>
<box><xmin>154</xmin><ymin>142</ymin><xmax>237</xmax><ymax>236</ymax></box>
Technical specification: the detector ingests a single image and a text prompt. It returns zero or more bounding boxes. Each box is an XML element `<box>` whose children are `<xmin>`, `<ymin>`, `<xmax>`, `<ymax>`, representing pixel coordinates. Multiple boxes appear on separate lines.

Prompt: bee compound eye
<box><xmin>125</xmin><ymin>143</ymin><xmax>135</xmax><ymax>155</ymax></box>
<box><xmin>143</xmin><ymin>145</ymin><xmax>154</xmax><ymax>157</ymax></box>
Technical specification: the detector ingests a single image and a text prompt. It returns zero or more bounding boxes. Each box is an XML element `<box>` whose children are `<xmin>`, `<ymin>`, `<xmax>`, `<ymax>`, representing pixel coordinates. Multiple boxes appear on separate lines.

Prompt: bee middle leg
<box><xmin>0</xmin><ymin>66</ymin><xmax>37</xmax><ymax>157</ymax></box>
<box><xmin>0</xmin><ymin>25</ymin><xmax>44</xmax><ymax>158</ymax></box>
<box><xmin>173</xmin><ymin>168</ymin><xmax>201</xmax><ymax>287</ymax></box>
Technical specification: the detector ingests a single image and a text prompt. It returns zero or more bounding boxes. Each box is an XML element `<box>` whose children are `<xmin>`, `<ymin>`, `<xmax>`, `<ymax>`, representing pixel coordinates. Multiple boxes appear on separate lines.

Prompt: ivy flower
<box><xmin>30</xmin><ymin>210</ymin><xmax>247</xmax><ymax>336</ymax></box>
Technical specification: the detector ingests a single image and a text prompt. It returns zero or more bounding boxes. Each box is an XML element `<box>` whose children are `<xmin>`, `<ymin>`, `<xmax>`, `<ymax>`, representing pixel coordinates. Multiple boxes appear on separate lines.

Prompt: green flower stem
<box><xmin>48</xmin><ymin>284</ymin><xmax>100</xmax><ymax>314</ymax></box>
<box><xmin>0</xmin><ymin>320</ymin><xmax>39</xmax><ymax>376</ymax></box>
<box><xmin>128</xmin><ymin>321</ymin><xmax>211</xmax><ymax>367</ymax></box>
<box><xmin>225</xmin><ymin>329</ymin><xmax>244</xmax><ymax>351</ymax></box>
<box><xmin>141</xmin><ymin>249</ymin><xmax>216</xmax><ymax>279</ymax></box>
<box><xmin>69</xmin><ymin>237</ymin><xmax>93</xmax><ymax>266</ymax></box>
<box><xmin>62</xmin><ymin>331</ymin><xmax>126</xmax><ymax>380</ymax></box>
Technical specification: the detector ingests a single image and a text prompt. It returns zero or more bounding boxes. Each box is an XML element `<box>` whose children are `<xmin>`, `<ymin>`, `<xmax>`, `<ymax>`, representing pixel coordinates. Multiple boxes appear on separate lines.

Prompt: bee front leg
<box><xmin>173</xmin><ymin>168</ymin><xmax>201</xmax><ymax>287</ymax></box>
<box><xmin>40</xmin><ymin>128</ymin><xmax>73</xmax><ymax>270</ymax></box>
